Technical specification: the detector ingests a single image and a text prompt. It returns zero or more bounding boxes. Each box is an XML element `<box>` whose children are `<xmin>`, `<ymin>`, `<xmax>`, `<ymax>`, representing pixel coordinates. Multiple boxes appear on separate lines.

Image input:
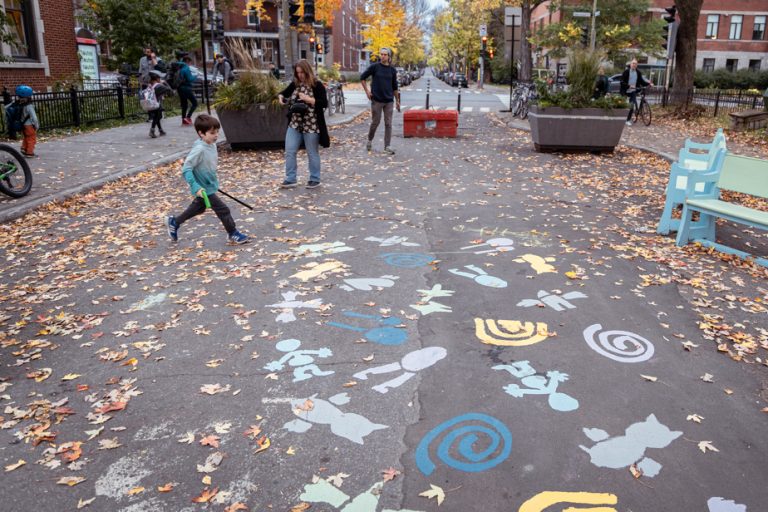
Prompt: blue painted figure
<box><xmin>379</xmin><ymin>253</ymin><xmax>434</xmax><ymax>268</ymax></box>
<box><xmin>493</xmin><ymin>361</ymin><xmax>579</xmax><ymax>412</ymax></box>
<box><xmin>264</xmin><ymin>338</ymin><xmax>334</xmax><ymax>382</ymax></box>
<box><xmin>327</xmin><ymin>312</ymin><xmax>407</xmax><ymax>345</ymax></box>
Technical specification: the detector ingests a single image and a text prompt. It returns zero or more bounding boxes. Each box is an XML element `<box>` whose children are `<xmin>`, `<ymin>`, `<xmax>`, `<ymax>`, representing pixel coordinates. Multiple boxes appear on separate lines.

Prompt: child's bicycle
<box><xmin>0</xmin><ymin>143</ymin><xmax>32</xmax><ymax>198</ymax></box>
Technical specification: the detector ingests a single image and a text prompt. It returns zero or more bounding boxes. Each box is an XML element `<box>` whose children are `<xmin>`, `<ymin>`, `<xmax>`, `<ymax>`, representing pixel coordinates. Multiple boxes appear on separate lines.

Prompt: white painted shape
<box><xmin>480</xmin><ymin>107</ymin><xmax>490</xmax><ymax>112</ymax></box>
<box><xmin>708</xmin><ymin>497</ymin><xmax>747</xmax><ymax>512</ymax></box>
<box><xmin>132</xmin><ymin>420</ymin><xmax>174</xmax><ymax>441</ymax></box>
<box><xmin>462</xmin><ymin>107</ymin><xmax>473</xmax><ymax>112</ymax></box>
<box><xmin>95</xmin><ymin>452</ymin><xmax>153</xmax><ymax>500</ymax></box>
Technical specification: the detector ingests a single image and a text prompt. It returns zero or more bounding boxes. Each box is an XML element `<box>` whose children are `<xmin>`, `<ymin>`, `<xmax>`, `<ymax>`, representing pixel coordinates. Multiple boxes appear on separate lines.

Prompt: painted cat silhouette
<box><xmin>579</xmin><ymin>414</ymin><xmax>682</xmax><ymax>477</ymax></box>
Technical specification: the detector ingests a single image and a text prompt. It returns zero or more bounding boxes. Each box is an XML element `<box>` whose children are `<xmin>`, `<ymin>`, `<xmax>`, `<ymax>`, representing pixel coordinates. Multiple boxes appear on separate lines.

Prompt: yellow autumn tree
<box><xmin>244</xmin><ymin>0</ymin><xmax>270</xmax><ymax>22</ymax></box>
<box><xmin>358</xmin><ymin>0</ymin><xmax>405</xmax><ymax>60</ymax></box>
<box><xmin>316</xmin><ymin>0</ymin><xmax>343</xmax><ymax>26</ymax></box>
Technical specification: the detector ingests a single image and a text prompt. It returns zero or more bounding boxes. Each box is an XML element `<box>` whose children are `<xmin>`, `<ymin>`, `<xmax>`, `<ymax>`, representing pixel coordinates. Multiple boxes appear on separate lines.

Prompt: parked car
<box><xmin>608</xmin><ymin>73</ymin><xmax>623</xmax><ymax>94</ymax></box>
<box><xmin>445</xmin><ymin>72</ymin><xmax>455</xmax><ymax>86</ymax></box>
<box><xmin>453</xmin><ymin>73</ymin><xmax>468</xmax><ymax>88</ymax></box>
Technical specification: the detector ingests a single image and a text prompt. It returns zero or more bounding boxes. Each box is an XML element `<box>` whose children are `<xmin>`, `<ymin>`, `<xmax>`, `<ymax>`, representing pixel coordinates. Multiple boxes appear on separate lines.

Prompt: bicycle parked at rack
<box><xmin>510</xmin><ymin>82</ymin><xmax>537</xmax><ymax>120</ymax></box>
<box><xmin>0</xmin><ymin>143</ymin><xmax>32</xmax><ymax>198</ymax></box>
<box><xmin>629</xmin><ymin>85</ymin><xmax>652</xmax><ymax>126</ymax></box>
<box><xmin>326</xmin><ymin>81</ymin><xmax>345</xmax><ymax>116</ymax></box>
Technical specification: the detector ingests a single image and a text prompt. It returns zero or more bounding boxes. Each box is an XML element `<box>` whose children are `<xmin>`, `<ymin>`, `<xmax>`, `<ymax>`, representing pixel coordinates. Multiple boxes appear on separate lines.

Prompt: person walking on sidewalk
<box><xmin>620</xmin><ymin>59</ymin><xmax>652</xmax><ymax>126</ymax></box>
<box><xmin>13</xmin><ymin>85</ymin><xmax>39</xmax><ymax>158</ymax></box>
<box><xmin>212</xmin><ymin>54</ymin><xmax>235</xmax><ymax>85</ymax></box>
<box><xmin>360</xmin><ymin>47</ymin><xmax>400</xmax><ymax>155</ymax></box>
<box><xmin>165</xmin><ymin>114</ymin><xmax>249</xmax><ymax>245</ymax></box>
<box><xmin>147</xmin><ymin>70</ymin><xmax>171</xmax><ymax>138</ymax></box>
<box><xmin>277</xmin><ymin>59</ymin><xmax>329</xmax><ymax>190</ymax></box>
<box><xmin>138</xmin><ymin>46</ymin><xmax>154</xmax><ymax>88</ymax></box>
<box><xmin>176</xmin><ymin>55</ymin><xmax>198</xmax><ymax>125</ymax></box>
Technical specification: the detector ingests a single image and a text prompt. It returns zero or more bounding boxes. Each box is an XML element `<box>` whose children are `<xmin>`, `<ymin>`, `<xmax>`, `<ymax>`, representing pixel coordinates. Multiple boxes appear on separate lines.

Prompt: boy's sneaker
<box><xmin>365</xmin><ymin>140</ymin><xmax>372</xmax><ymax>151</ymax></box>
<box><xmin>228</xmin><ymin>231</ymin><xmax>250</xmax><ymax>245</ymax></box>
<box><xmin>306</xmin><ymin>181</ymin><xmax>321</xmax><ymax>189</ymax></box>
<box><xmin>279</xmin><ymin>180</ymin><xmax>298</xmax><ymax>189</ymax></box>
<box><xmin>384</xmin><ymin>146</ymin><xmax>395</xmax><ymax>155</ymax></box>
<box><xmin>165</xmin><ymin>215</ymin><xmax>179</xmax><ymax>242</ymax></box>
<box><xmin>625</xmin><ymin>121</ymin><xmax>632</xmax><ymax>126</ymax></box>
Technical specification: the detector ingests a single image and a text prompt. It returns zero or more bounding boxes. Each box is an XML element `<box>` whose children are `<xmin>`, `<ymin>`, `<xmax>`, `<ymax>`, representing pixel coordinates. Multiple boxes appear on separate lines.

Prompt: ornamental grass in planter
<box><xmin>529</xmin><ymin>49</ymin><xmax>629</xmax><ymax>153</ymax></box>
<box><xmin>213</xmin><ymin>39</ymin><xmax>288</xmax><ymax>150</ymax></box>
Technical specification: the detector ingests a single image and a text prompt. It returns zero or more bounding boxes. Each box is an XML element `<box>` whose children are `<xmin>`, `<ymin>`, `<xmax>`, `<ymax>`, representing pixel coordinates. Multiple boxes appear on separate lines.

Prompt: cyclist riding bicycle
<box><xmin>619</xmin><ymin>59</ymin><xmax>652</xmax><ymax>126</ymax></box>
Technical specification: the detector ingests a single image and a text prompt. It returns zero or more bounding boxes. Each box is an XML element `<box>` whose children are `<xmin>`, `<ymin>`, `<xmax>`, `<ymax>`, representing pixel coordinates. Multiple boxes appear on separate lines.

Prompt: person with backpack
<box><xmin>143</xmin><ymin>70</ymin><xmax>172</xmax><ymax>138</ymax></box>
<box><xmin>6</xmin><ymin>85</ymin><xmax>39</xmax><ymax>158</ymax></box>
<box><xmin>212</xmin><ymin>54</ymin><xmax>234</xmax><ymax>85</ymax></box>
<box><xmin>174</xmin><ymin>54</ymin><xmax>198</xmax><ymax>126</ymax></box>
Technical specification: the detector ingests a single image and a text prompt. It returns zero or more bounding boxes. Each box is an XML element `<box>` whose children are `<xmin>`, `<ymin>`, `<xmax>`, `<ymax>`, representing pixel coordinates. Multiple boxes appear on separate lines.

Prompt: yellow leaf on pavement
<box><xmin>126</xmin><ymin>487</ymin><xmax>145</xmax><ymax>496</ymax></box>
<box><xmin>4</xmin><ymin>459</ymin><xmax>25</xmax><ymax>472</ymax></box>
<box><xmin>419</xmin><ymin>484</ymin><xmax>446</xmax><ymax>506</ymax></box>
<box><xmin>62</xmin><ymin>373</ymin><xmax>81</xmax><ymax>381</ymax></box>
<box><xmin>640</xmin><ymin>374</ymin><xmax>658</xmax><ymax>382</ymax></box>
<box><xmin>698</xmin><ymin>440</ymin><xmax>719</xmax><ymax>453</ymax></box>
<box><xmin>57</xmin><ymin>476</ymin><xmax>86</xmax><ymax>486</ymax></box>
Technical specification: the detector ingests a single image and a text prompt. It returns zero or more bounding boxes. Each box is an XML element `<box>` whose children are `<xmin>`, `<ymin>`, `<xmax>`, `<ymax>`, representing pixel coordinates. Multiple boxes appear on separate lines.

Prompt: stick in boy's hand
<box><xmin>217</xmin><ymin>189</ymin><xmax>254</xmax><ymax>210</ymax></box>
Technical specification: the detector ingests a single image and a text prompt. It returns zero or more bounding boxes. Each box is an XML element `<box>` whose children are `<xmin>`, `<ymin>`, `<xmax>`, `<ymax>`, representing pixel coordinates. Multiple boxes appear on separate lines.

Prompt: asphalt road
<box><xmin>0</xmin><ymin>107</ymin><xmax>766</xmax><ymax>512</ymax></box>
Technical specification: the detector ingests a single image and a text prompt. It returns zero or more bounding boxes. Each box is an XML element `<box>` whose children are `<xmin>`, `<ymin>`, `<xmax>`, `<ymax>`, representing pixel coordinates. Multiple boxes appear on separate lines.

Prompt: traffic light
<box><xmin>303</xmin><ymin>0</ymin><xmax>315</xmax><ymax>23</ymax></box>
<box><xmin>581</xmin><ymin>24</ymin><xmax>589</xmax><ymax>46</ymax></box>
<box><xmin>316</xmin><ymin>43</ymin><xmax>323</xmax><ymax>54</ymax></box>
<box><xmin>214</xmin><ymin>13</ymin><xmax>225</xmax><ymax>42</ymax></box>
<box><xmin>323</xmin><ymin>32</ymin><xmax>330</xmax><ymax>53</ymax></box>
<box><xmin>662</xmin><ymin>5</ymin><xmax>678</xmax><ymax>59</ymax></box>
<box><xmin>489</xmin><ymin>48</ymin><xmax>494</xmax><ymax>59</ymax></box>
<box><xmin>289</xmin><ymin>1</ymin><xmax>301</xmax><ymax>26</ymax></box>
<box><xmin>309</xmin><ymin>36</ymin><xmax>315</xmax><ymax>52</ymax></box>
<box><xmin>481</xmin><ymin>35</ymin><xmax>487</xmax><ymax>58</ymax></box>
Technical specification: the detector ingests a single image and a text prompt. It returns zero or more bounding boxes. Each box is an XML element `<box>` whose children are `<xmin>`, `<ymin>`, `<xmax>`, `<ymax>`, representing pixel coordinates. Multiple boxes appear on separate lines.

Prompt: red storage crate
<box><xmin>403</xmin><ymin>109</ymin><xmax>458</xmax><ymax>138</ymax></box>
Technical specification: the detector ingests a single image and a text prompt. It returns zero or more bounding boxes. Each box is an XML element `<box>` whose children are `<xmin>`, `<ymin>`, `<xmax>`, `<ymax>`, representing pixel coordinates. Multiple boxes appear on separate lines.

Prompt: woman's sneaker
<box><xmin>165</xmin><ymin>215</ymin><xmax>178</xmax><ymax>242</ymax></box>
<box><xmin>228</xmin><ymin>231</ymin><xmax>250</xmax><ymax>245</ymax></box>
<box><xmin>306</xmin><ymin>181</ymin><xmax>321</xmax><ymax>189</ymax></box>
<box><xmin>279</xmin><ymin>180</ymin><xmax>298</xmax><ymax>189</ymax></box>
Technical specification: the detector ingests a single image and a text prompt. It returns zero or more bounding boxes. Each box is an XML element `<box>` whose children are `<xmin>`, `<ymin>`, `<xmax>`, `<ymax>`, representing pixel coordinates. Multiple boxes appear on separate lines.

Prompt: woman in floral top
<box><xmin>278</xmin><ymin>60</ymin><xmax>329</xmax><ymax>189</ymax></box>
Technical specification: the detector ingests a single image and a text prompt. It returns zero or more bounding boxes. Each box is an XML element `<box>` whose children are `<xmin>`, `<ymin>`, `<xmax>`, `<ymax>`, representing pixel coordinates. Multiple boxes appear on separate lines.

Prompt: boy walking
<box><xmin>165</xmin><ymin>115</ymin><xmax>249</xmax><ymax>245</ymax></box>
<box><xmin>13</xmin><ymin>85</ymin><xmax>39</xmax><ymax>158</ymax></box>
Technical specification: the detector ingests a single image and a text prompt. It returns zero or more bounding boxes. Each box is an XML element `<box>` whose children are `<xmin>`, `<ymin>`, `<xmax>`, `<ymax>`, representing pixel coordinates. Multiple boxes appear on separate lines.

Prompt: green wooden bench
<box><xmin>675</xmin><ymin>149</ymin><xmax>768</xmax><ymax>267</ymax></box>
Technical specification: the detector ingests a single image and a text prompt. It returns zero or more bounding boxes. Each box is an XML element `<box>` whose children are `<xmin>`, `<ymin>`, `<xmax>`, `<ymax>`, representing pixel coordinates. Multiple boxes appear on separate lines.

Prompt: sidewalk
<box><xmin>0</xmin><ymin>106</ymin><xmax>367</xmax><ymax>223</ymax></box>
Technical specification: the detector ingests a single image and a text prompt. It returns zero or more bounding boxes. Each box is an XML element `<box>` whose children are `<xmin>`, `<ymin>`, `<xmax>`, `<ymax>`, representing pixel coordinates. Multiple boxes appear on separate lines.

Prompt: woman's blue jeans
<box><xmin>285</xmin><ymin>126</ymin><xmax>321</xmax><ymax>183</ymax></box>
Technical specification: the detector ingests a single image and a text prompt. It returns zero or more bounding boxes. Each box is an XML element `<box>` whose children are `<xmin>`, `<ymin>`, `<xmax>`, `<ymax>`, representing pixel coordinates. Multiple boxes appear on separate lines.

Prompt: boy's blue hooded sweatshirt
<box><xmin>182</xmin><ymin>139</ymin><xmax>219</xmax><ymax>196</ymax></box>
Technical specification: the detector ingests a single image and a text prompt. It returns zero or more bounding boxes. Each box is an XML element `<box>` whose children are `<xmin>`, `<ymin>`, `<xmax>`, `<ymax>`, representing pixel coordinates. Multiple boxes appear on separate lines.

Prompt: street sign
<box><xmin>504</xmin><ymin>7</ymin><xmax>522</xmax><ymax>26</ymax></box>
<box><xmin>479</xmin><ymin>24</ymin><xmax>487</xmax><ymax>37</ymax></box>
<box><xmin>573</xmin><ymin>12</ymin><xmax>591</xmax><ymax>17</ymax></box>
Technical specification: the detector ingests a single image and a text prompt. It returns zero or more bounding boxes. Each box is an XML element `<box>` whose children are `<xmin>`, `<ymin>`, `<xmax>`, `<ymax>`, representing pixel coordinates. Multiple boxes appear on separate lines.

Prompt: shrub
<box><xmin>212</xmin><ymin>39</ymin><xmax>283</xmax><ymax>110</ymax></box>
<box><xmin>694</xmin><ymin>69</ymin><xmax>768</xmax><ymax>90</ymax></box>
<box><xmin>489</xmin><ymin>54</ymin><xmax>514</xmax><ymax>85</ymax></box>
<box><xmin>318</xmin><ymin>63</ymin><xmax>341</xmax><ymax>82</ymax></box>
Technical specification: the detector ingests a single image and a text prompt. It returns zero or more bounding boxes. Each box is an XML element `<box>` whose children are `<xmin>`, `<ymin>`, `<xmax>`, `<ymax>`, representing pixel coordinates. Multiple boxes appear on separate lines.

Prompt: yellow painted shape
<box><xmin>518</xmin><ymin>491</ymin><xmax>618</xmax><ymax>512</ymax></box>
<box><xmin>291</xmin><ymin>260</ymin><xmax>346</xmax><ymax>282</ymax></box>
<box><xmin>474</xmin><ymin>319</ymin><xmax>549</xmax><ymax>347</ymax></box>
<box><xmin>514</xmin><ymin>254</ymin><xmax>557</xmax><ymax>274</ymax></box>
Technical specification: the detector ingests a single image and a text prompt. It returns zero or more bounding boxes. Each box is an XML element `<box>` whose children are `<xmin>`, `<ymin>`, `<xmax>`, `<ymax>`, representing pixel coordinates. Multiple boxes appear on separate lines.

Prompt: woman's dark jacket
<box><xmin>593</xmin><ymin>74</ymin><xmax>609</xmax><ymax>99</ymax></box>
<box><xmin>280</xmin><ymin>80</ymin><xmax>330</xmax><ymax>148</ymax></box>
<box><xmin>619</xmin><ymin>68</ymin><xmax>650</xmax><ymax>95</ymax></box>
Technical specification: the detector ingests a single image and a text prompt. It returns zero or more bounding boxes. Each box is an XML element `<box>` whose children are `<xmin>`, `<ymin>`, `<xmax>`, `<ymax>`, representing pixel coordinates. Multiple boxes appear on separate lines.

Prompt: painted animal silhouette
<box><xmin>284</xmin><ymin>393</ymin><xmax>388</xmax><ymax>444</ymax></box>
<box><xmin>580</xmin><ymin>414</ymin><xmax>682</xmax><ymax>477</ymax></box>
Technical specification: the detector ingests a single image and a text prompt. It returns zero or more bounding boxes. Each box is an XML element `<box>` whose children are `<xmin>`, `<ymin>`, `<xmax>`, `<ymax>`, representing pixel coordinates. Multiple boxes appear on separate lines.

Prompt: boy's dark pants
<box><xmin>176</xmin><ymin>194</ymin><xmax>235</xmax><ymax>235</ymax></box>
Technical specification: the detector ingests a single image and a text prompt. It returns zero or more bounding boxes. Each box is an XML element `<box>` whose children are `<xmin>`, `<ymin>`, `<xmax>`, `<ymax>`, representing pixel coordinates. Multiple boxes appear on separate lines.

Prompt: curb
<box><xmin>0</xmin><ymin>108</ymin><xmax>369</xmax><ymax>224</ymax></box>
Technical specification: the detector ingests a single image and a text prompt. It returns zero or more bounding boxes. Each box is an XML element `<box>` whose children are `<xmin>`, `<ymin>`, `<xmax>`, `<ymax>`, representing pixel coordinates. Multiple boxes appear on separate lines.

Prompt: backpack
<box><xmin>140</xmin><ymin>85</ymin><xmax>160</xmax><ymax>112</ymax></box>
<box><xmin>4</xmin><ymin>102</ymin><xmax>26</xmax><ymax>132</ymax></box>
<box><xmin>168</xmin><ymin>61</ymin><xmax>184</xmax><ymax>89</ymax></box>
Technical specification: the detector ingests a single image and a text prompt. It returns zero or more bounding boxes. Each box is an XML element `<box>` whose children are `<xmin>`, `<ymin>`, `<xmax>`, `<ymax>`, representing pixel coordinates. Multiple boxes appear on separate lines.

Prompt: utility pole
<box><xmin>197</xmin><ymin>0</ymin><xmax>211</xmax><ymax>113</ymax></box>
<box><xmin>589</xmin><ymin>0</ymin><xmax>598</xmax><ymax>51</ymax></box>
<box><xmin>281</xmin><ymin>0</ymin><xmax>294</xmax><ymax>81</ymax></box>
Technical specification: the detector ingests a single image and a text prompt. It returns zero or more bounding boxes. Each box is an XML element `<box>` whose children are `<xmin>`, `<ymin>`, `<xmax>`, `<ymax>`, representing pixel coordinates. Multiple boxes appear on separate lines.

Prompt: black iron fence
<box><xmin>651</xmin><ymin>88</ymin><xmax>765</xmax><ymax>117</ymax></box>
<box><xmin>1</xmin><ymin>81</ymin><xmax>216</xmax><ymax>136</ymax></box>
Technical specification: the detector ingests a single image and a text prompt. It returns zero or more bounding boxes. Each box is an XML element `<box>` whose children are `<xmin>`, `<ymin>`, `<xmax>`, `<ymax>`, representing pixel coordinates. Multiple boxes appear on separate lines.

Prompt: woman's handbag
<box><xmin>289</xmin><ymin>100</ymin><xmax>309</xmax><ymax>115</ymax></box>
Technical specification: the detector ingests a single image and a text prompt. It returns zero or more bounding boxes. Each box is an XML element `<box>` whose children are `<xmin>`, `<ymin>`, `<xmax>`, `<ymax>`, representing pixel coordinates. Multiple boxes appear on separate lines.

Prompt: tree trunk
<box><xmin>519</xmin><ymin>0</ymin><xmax>532</xmax><ymax>81</ymax></box>
<box><xmin>671</xmin><ymin>0</ymin><xmax>703</xmax><ymax>106</ymax></box>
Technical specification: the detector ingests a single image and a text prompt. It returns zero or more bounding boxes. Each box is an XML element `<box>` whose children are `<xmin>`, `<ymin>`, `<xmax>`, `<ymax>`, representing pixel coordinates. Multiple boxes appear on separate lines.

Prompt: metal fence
<box><xmin>1</xmin><ymin>81</ymin><xmax>216</xmax><ymax>136</ymax></box>
<box><xmin>651</xmin><ymin>88</ymin><xmax>765</xmax><ymax>117</ymax></box>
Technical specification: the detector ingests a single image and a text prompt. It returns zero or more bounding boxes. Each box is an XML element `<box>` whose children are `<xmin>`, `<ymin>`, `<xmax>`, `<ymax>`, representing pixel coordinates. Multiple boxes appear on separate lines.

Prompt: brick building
<box><xmin>529</xmin><ymin>0</ymin><xmax>768</xmax><ymax>72</ymax></box>
<box><xmin>220</xmin><ymin>0</ymin><xmax>282</xmax><ymax>68</ymax></box>
<box><xmin>0</xmin><ymin>0</ymin><xmax>81</xmax><ymax>91</ymax></box>
<box><xmin>327</xmin><ymin>0</ymin><xmax>366</xmax><ymax>74</ymax></box>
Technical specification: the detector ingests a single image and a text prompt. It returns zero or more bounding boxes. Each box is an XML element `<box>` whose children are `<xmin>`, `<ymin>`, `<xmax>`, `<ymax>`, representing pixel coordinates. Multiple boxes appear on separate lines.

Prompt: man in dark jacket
<box><xmin>620</xmin><ymin>59</ymin><xmax>652</xmax><ymax>125</ymax></box>
<box><xmin>360</xmin><ymin>47</ymin><xmax>400</xmax><ymax>155</ymax></box>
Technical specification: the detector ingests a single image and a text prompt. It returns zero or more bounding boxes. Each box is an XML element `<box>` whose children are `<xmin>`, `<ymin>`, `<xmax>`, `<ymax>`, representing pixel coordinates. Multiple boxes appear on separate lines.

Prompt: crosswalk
<box><xmin>403</xmin><ymin>88</ymin><xmax>485</xmax><ymax>94</ymax></box>
<box><xmin>399</xmin><ymin>105</ymin><xmax>492</xmax><ymax>113</ymax></box>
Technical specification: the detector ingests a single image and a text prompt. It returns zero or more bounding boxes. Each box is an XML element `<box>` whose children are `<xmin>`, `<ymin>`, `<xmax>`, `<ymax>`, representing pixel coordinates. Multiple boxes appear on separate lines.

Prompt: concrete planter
<box><xmin>528</xmin><ymin>105</ymin><xmax>630</xmax><ymax>153</ymax></box>
<box><xmin>216</xmin><ymin>103</ymin><xmax>289</xmax><ymax>150</ymax></box>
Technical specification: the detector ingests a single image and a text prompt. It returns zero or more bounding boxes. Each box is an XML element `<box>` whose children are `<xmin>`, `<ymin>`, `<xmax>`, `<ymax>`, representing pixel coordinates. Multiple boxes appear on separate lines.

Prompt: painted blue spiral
<box><xmin>379</xmin><ymin>252</ymin><xmax>434</xmax><ymax>268</ymax></box>
<box><xmin>415</xmin><ymin>413</ymin><xmax>512</xmax><ymax>476</ymax></box>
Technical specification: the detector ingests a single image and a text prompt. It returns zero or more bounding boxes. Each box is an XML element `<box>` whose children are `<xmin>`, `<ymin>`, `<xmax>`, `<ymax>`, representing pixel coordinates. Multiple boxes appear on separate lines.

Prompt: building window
<box><xmin>729</xmin><ymin>15</ymin><xmax>742</xmax><ymax>40</ymax></box>
<box><xmin>702</xmin><ymin>58</ymin><xmax>715</xmax><ymax>72</ymax></box>
<box><xmin>706</xmin><ymin>14</ymin><xmax>719</xmax><ymax>39</ymax></box>
<box><xmin>3</xmin><ymin>0</ymin><xmax>37</xmax><ymax>59</ymax></box>
<box><xmin>749</xmin><ymin>59</ymin><xmax>761</xmax><ymax>71</ymax></box>
<box><xmin>342</xmin><ymin>12</ymin><xmax>346</xmax><ymax>36</ymax></box>
<box><xmin>725</xmin><ymin>59</ymin><xmax>738</xmax><ymax>72</ymax></box>
<box><xmin>247</xmin><ymin>8</ymin><xmax>260</xmax><ymax>26</ymax></box>
<box><xmin>754</xmin><ymin>16</ymin><xmax>766</xmax><ymax>40</ymax></box>
<box><xmin>263</xmin><ymin>40</ymin><xmax>274</xmax><ymax>63</ymax></box>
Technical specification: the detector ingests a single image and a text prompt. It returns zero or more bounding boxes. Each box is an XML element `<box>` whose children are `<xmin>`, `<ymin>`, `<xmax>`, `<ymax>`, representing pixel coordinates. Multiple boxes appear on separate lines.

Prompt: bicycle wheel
<box><xmin>639</xmin><ymin>100</ymin><xmax>652</xmax><ymax>126</ymax></box>
<box><xmin>0</xmin><ymin>144</ymin><xmax>32</xmax><ymax>198</ymax></box>
<box><xmin>519</xmin><ymin>102</ymin><xmax>529</xmax><ymax>120</ymax></box>
<box><xmin>338</xmin><ymin>92</ymin><xmax>345</xmax><ymax>114</ymax></box>
<box><xmin>328</xmin><ymin>93</ymin><xmax>336</xmax><ymax>116</ymax></box>
<box><xmin>511</xmin><ymin>96</ymin><xmax>522</xmax><ymax>117</ymax></box>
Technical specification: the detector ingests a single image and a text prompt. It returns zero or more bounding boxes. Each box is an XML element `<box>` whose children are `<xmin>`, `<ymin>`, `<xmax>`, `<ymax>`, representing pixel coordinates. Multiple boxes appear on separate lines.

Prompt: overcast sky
<box><xmin>428</xmin><ymin>0</ymin><xmax>447</xmax><ymax>10</ymax></box>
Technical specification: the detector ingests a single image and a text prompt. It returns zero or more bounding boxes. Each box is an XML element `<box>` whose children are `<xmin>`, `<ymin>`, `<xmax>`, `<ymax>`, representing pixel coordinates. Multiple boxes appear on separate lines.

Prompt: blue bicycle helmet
<box><xmin>15</xmin><ymin>85</ymin><xmax>33</xmax><ymax>98</ymax></box>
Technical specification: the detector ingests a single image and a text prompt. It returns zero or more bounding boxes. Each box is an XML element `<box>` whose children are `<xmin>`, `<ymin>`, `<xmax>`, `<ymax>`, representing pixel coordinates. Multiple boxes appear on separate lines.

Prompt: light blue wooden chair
<box><xmin>675</xmin><ymin>150</ymin><xmax>768</xmax><ymax>267</ymax></box>
<box><xmin>657</xmin><ymin>129</ymin><xmax>727</xmax><ymax>235</ymax></box>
